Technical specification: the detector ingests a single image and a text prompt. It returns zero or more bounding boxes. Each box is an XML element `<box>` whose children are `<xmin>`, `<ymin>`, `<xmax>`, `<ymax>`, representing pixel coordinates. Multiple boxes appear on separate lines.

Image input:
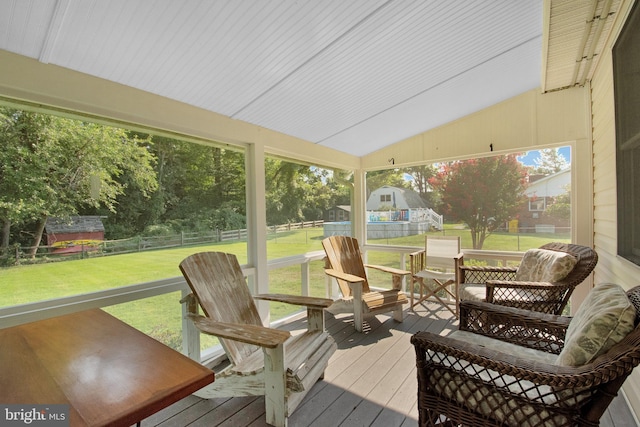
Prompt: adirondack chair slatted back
<box><xmin>179</xmin><ymin>252</ymin><xmax>261</xmax><ymax>365</ymax></box>
<box><xmin>322</xmin><ymin>235</ymin><xmax>371</xmax><ymax>296</ymax></box>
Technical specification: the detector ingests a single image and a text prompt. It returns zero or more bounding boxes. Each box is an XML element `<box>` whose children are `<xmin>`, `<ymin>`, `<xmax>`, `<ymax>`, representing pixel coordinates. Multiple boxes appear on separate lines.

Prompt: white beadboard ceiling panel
<box><xmin>2</xmin><ymin>1</ymin><xmax>616</xmax><ymax>157</ymax></box>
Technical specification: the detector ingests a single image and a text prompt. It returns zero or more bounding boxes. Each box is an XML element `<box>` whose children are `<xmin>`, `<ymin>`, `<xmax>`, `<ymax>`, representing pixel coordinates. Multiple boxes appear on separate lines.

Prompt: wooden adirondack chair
<box><xmin>322</xmin><ymin>235</ymin><xmax>410</xmax><ymax>332</ymax></box>
<box><xmin>179</xmin><ymin>252</ymin><xmax>337</xmax><ymax>427</ymax></box>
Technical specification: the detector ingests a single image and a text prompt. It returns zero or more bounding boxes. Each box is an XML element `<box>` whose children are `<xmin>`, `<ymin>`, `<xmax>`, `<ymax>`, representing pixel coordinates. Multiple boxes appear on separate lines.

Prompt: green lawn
<box><xmin>0</xmin><ymin>225</ymin><xmax>569</xmax><ymax>350</ymax></box>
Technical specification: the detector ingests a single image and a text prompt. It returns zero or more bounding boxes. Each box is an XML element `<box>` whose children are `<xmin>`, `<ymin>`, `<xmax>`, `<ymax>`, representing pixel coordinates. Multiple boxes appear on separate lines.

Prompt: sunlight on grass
<box><xmin>0</xmin><ymin>225</ymin><xmax>569</xmax><ymax>350</ymax></box>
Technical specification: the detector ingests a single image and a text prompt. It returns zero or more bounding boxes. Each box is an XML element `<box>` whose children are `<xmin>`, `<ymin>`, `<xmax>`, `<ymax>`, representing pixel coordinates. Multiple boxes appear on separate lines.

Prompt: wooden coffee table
<box><xmin>0</xmin><ymin>309</ymin><xmax>214</xmax><ymax>426</ymax></box>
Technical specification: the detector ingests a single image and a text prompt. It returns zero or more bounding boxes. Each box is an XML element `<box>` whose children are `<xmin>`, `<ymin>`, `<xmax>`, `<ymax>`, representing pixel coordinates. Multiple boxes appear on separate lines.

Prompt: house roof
<box><xmin>370</xmin><ymin>186</ymin><xmax>428</xmax><ymax>209</ymax></box>
<box><xmin>0</xmin><ymin>1</ymin><xmax>621</xmax><ymax>157</ymax></box>
<box><xmin>525</xmin><ymin>168</ymin><xmax>571</xmax><ymax>198</ymax></box>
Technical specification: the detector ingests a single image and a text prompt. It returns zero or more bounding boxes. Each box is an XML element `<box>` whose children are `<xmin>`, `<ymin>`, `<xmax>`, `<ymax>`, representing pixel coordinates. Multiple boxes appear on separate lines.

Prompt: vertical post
<box><xmin>307</xmin><ymin>307</ymin><xmax>325</xmax><ymax>332</ymax></box>
<box><xmin>301</xmin><ymin>259</ymin><xmax>310</xmax><ymax>297</ymax></box>
<box><xmin>264</xmin><ymin>343</ymin><xmax>287</xmax><ymax>427</ymax></box>
<box><xmin>245</xmin><ymin>144</ymin><xmax>270</xmax><ymax>324</ymax></box>
<box><xmin>399</xmin><ymin>252</ymin><xmax>408</xmax><ymax>292</ymax></box>
<box><xmin>181</xmin><ymin>290</ymin><xmax>201</xmax><ymax>362</ymax></box>
<box><xmin>352</xmin><ymin>282</ymin><xmax>364</xmax><ymax>333</ymax></box>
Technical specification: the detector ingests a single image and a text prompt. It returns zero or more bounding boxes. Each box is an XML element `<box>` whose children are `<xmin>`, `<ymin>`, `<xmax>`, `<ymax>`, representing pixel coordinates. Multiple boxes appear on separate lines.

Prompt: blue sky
<box><xmin>517</xmin><ymin>146</ymin><xmax>571</xmax><ymax>166</ymax></box>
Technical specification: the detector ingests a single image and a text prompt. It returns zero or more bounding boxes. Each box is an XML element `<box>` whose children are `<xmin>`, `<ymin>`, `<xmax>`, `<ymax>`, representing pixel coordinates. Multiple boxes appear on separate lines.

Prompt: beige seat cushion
<box><xmin>450</xmin><ymin>330</ymin><xmax>557</xmax><ymax>365</ymax></box>
<box><xmin>458</xmin><ymin>283</ymin><xmax>486</xmax><ymax>302</ymax></box>
<box><xmin>556</xmin><ymin>283</ymin><xmax>636</xmax><ymax>366</ymax></box>
<box><xmin>515</xmin><ymin>249</ymin><xmax>577</xmax><ymax>282</ymax></box>
<box><xmin>431</xmin><ymin>331</ymin><xmax>566</xmax><ymax>425</ymax></box>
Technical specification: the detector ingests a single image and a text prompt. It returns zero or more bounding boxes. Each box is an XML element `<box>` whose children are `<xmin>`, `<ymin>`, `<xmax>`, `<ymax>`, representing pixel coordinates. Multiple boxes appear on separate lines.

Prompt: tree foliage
<box><xmin>0</xmin><ymin>108</ymin><xmax>352</xmax><ymax>255</ymax></box>
<box><xmin>544</xmin><ymin>185</ymin><xmax>571</xmax><ymax>222</ymax></box>
<box><xmin>403</xmin><ymin>164</ymin><xmax>438</xmax><ymax>206</ymax></box>
<box><xmin>265</xmin><ymin>158</ymin><xmax>350</xmax><ymax>226</ymax></box>
<box><xmin>533</xmin><ymin>148</ymin><xmax>569</xmax><ymax>175</ymax></box>
<box><xmin>0</xmin><ymin>108</ymin><xmax>157</xmax><ymax>255</ymax></box>
<box><xmin>429</xmin><ymin>155</ymin><xmax>528</xmax><ymax>249</ymax></box>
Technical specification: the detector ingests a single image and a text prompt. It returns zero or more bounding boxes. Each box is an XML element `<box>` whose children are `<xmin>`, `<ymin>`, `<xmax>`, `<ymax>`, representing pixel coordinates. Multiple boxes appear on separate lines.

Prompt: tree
<box><xmin>403</xmin><ymin>164</ymin><xmax>438</xmax><ymax>206</ymax></box>
<box><xmin>429</xmin><ymin>155</ymin><xmax>528</xmax><ymax>249</ymax></box>
<box><xmin>0</xmin><ymin>108</ymin><xmax>157</xmax><ymax>256</ymax></box>
<box><xmin>544</xmin><ymin>185</ymin><xmax>571</xmax><ymax>223</ymax></box>
<box><xmin>533</xmin><ymin>148</ymin><xmax>569</xmax><ymax>175</ymax></box>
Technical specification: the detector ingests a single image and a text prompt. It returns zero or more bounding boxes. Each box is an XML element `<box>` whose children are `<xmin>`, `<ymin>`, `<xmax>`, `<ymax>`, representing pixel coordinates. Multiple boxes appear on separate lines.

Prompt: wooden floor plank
<box><xmin>370</xmin><ymin>407</ymin><xmax>408</xmax><ymax>427</ymax></box>
<box><xmin>139</xmin><ymin>302</ymin><xmax>636</xmax><ymax>427</ymax></box>
<box><xmin>187</xmin><ymin>396</ymin><xmax>260</xmax><ymax>426</ymax></box>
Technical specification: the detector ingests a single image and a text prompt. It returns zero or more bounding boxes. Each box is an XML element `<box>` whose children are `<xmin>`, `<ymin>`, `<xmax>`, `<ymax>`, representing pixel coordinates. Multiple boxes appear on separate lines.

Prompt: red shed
<box><xmin>45</xmin><ymin>216</ymin><xmax>105</xmax><ymax>254</ymax></box>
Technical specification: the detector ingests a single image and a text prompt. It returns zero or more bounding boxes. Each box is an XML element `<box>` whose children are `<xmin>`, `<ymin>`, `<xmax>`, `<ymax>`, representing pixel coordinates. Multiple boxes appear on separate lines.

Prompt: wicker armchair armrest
<box><xmin>459</xmin><ymin>300</ymin><xmax>570</xmax><ymax>353</ymax></box>
<box><xmin>486</xmin><ymin>279</ymin><xmax>555</xmax><ymax>290</ymax></box>
<box><xmin>459</xmin><ymin>265</ymin><xmax>519</xmax><ymax>273</ymax></box>
<box><xmin>459</xmin><ymin>264</ymin><xmax>518</xmax><ymax>283</ymax></box>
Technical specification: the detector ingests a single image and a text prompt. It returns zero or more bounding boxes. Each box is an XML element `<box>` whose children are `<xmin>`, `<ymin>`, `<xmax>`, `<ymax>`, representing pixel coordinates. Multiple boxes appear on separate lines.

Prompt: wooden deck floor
<box><xmin>139</xmin><ymin>302</ymin><xmax>637</xmax><ymax>427</ymax></box>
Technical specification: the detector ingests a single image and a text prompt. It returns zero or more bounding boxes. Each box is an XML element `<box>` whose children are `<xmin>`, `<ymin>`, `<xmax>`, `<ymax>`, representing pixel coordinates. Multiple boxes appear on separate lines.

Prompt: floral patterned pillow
<box><xmin>556</xmin><ymin>283</ymin><xmax>636</xmax><ymax>366</ymax></box>
<box><xmin>514</xmin><ymin>248</ymin><xmax>577</xmax><ymax>282</ymax></box>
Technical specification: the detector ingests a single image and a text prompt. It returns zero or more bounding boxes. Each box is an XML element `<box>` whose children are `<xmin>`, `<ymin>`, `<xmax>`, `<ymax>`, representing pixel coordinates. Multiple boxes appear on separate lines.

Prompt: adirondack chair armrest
<box><xmin>324</xmin><ymin>268</ymin><xmax>366</xmax><ymax>284</ymax></box>
<box><xmin>189</xmin><ymin>315</ymin><xmax>290</xmax><ymax>348</ymax></box>
<box><xmin>254</xmin><ymin>294</ymin><xmax>334</xmax><ymax>309</ymax></box>
<box><xmin>364</xmin><ymin>264</ymin><xmax>411</xmax><ymax>276</ymax></box>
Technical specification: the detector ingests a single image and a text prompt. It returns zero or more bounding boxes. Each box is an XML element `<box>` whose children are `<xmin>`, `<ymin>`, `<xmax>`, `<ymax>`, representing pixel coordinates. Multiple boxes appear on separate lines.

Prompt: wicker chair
<box><xmin>457</xmin><ymin>242</ymin><xmax>598</xmax><ymax>315</ymax></box>
<box><xmin>411</xmin><ymin>284</ymin><xmax>640</xmax><ymax>427</ymax></box>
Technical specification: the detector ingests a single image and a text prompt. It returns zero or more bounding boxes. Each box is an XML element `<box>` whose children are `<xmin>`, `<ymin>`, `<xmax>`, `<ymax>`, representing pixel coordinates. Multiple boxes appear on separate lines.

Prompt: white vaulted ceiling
<box><xmin>0</xmin><ymin>1</ymin><xmax>623</xmax><ymax>157</ymax></box>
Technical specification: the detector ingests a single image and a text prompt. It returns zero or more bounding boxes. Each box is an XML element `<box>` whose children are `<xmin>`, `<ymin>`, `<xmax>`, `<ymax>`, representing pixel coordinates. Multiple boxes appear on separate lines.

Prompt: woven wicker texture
<box><xmin>412</xmin><ymin>285</ymin><xmax>640</xmax><ymax>427</ymax></box>
<box><xmin>458</xmin><ymin>243</ymin><xmax>598</xmax><ymax>315</ymax></box>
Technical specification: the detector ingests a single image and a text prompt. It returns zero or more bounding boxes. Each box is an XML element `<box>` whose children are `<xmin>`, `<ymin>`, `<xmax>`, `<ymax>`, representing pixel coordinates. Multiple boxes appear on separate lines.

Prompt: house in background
<box><xmin>323</xmin><ymin>205</ymin><xmax>350</xmax><ymax>223</ymax></box>
<box><xmin>366</xmin><ymin>186</ymin><xmax>428</xmax><ymax>211</ymax></box>
<box><xmin>518</xmin><ymin>169</ymin><xmax>571</xmax><ymax>233</ymax></box>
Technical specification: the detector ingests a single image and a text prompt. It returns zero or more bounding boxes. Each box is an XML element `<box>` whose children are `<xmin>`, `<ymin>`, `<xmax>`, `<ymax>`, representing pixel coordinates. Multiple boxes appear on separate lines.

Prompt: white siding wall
<box><xmin>591</xmin><ymin>0</ymin><xmax>640</xmax><ymax>416</ymax></box>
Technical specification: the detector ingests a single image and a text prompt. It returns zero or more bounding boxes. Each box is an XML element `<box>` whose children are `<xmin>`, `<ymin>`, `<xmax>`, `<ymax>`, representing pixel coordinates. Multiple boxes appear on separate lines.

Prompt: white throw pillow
<box><xmin>515</xmin><ymin>249</ymin><xmax>577</xmax><ymax>282</ymax></box>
